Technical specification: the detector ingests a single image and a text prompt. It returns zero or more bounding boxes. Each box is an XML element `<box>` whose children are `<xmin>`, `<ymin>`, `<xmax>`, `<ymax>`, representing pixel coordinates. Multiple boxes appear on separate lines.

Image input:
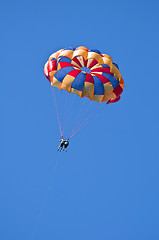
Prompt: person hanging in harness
<box><xmin>57</xmin><ymin>138</ymin><xmax>69</xmax><ymax>152</ymax></box>
<box><xmin>63</xmin><ymin>139</ymin><xmax>69</xmax><ymax>152</ymax></box>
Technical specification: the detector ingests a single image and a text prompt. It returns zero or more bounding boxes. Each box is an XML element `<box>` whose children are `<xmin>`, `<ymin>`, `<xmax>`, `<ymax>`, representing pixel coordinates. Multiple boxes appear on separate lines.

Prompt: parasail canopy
<box><xmin>44</xmin><ymin>46</ymin><xmax>124</xmax><ymax>104</ymax></box>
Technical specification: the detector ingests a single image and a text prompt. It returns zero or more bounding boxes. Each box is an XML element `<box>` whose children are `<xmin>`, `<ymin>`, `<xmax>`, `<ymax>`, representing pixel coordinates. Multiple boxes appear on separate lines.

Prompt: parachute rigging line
<box><xmin>51</xmin><ymin>86</ymin><xmax>63</xmax><ymax>137</ymax></box>
<box><xmin>69</xmin><ymin>97</ymin><xmax>88</xmax><ymax>137</ymax></box>
<box><xmin>70</xmin><ymin>104</ymin><xmax>106</xmax><ymax>139</ymax></box>
<box><xmin>69</xmin><ymin>100</ymin><xmax>93</xmax><ymax>139</ymax></box>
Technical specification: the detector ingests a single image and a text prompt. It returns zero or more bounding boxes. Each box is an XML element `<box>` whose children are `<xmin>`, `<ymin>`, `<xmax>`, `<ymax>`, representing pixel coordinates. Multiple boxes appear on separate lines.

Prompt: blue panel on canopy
<box><xmin>58</xmin><ymin>56</ymin><xmax>72</xmax><ymax>63</ymax></box>
<box><xmin>102</xmin><ymin>72</ymin><xmax>119</xmax><ymax>89</ymax></box>
<box><xmin>54</xmin><ymin>67</ymin><xmax>75</xmax><ymax>83</ymax></box>
<box><xmin>93</xmin><ymin>75</ymin><xmax>104</xmax><ymax>95</ymax></box>
<box><xmin>71</xmin><ymin>72</ymin><xmax>86</xmax><ymax>91</ymax></box>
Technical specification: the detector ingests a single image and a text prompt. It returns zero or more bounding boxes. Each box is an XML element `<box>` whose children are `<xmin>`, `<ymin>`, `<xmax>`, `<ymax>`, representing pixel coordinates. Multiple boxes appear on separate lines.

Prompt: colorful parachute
<box><xmin>44</xmin><ymin>46</ymin><xmax>124</xmax><ymax>139</ymax></box>
<box><xmin>44</xmin><ymin>46</ymin><xmax>124</xmax><ymax>104</ymax></box>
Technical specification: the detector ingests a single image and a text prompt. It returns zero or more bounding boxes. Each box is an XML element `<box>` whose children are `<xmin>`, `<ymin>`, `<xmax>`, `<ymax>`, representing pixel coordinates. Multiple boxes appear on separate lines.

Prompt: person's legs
<box><xmin>59</xmin><ymin>142</ymin><xmax>64</xmax><ymax>152</ymax></box>
<box><xmin>60</xmin><ymin>146</ymin><xmax>63</xmax><ymax>152</ymax></box>
<box><xmin>58</xmin><ymin>142</ymin><xmax>62</xmax><ymax>151</ymax></box>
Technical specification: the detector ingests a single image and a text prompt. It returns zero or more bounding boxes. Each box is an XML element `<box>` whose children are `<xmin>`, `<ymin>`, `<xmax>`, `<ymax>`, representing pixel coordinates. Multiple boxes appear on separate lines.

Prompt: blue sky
<box><xmin>1</xmin><ymin>0</ymin><xmax>159</xmax><ymax>239</ymax></box>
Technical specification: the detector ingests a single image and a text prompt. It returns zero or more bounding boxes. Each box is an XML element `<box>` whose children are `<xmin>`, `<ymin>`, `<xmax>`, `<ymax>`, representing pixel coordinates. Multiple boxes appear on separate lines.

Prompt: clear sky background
<box><xmin>1</xmin><ymin>0</ymin><xmax>159</xmax><ymax>239</ymax></box>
